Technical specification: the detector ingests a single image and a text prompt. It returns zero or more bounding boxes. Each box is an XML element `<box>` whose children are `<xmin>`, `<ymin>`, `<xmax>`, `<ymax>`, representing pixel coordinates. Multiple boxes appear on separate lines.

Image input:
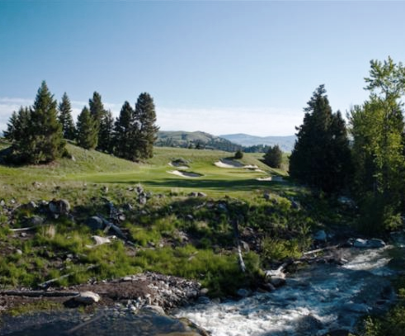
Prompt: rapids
<box><xmin>175</xmin><ymin>246</ymin><xmax>397</xmax><ymax>336</ymax></box>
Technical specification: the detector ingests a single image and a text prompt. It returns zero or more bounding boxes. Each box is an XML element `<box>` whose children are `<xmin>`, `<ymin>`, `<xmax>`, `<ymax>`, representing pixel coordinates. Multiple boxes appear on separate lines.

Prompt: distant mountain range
<box><xmin>220</xmin><ymin>133</ymin><xmax>296</xmax><ymax>152</ymax></box>
<box><xmin>156</xmin><ymin>131</ymin><xmax>296</xmax><ymax>153</ymax></box>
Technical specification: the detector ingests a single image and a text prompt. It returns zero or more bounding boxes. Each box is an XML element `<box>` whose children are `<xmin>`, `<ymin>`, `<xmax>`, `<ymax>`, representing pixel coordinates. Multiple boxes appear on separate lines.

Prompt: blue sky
<box><xmin>1</xmin><ymin>0</ymin><xmax>405</xmax><ymax>136</ymax></box>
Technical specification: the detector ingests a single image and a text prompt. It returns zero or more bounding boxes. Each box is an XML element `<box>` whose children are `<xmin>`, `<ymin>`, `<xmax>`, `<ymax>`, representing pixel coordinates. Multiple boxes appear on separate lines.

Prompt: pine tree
<box><xmin>6</xmin><ymin>82</ymin><xmax>66</xmax><ymax>164</ymax></box>
<box><xmin>76</xmin><ymin>106</ymin><xmax>98</xmax><ymax>150</ymax></box>
<box><xmin>98</xmin><ymin>110</ymin><xmax>115</xmax><ymax>153</ymax></box>
<box><xmin>349</xmin><ymin>57</ymin><xmax>405</xmax><ymax>232</ymax></box>
<box><xmin>58</xmin><ymin>92</ymin><xmax>76</xmax><ymax>140</ymax></box>
<box><xmin>89</xmin><ymin>91</ymin><xmax>105</xmax><ymax>128</ymax></box>
<box><xmin>264</xmin><ymin>145</ymin><xmax>283</xmax><ymax>168</ymax></box>
<box><xmin>114</xmin><ymin>101</ymin><xmax>139</xmax><ymax>160</ymax></box>
<box><xmin>135</xmin><ymin>93</ymin><xmax>159</xmax><ymax>159</ymax></box>
<box><xmin>289</xmin><ymin>85</ymin><xmax>351</xmax><ymax>193</ymax></box>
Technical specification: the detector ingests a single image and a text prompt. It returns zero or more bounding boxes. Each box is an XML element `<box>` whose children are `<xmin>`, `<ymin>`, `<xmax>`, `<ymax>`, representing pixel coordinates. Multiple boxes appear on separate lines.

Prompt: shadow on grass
<box><xmin>109</xmin><ymin>177</ymin><xmax>292</xmax><ymax>192</ymax></box>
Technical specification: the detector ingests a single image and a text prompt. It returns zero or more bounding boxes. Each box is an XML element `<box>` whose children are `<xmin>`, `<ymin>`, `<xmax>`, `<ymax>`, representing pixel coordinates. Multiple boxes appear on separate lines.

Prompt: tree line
<box><xmin>289</xmin><ymin>57</ymin><xmax>405</xmax><ymax>234</ymax></box>
<box><xmin>4</xmin><ymin>81</ymin><xmax>158</xmax><ymax>164</ymax></box>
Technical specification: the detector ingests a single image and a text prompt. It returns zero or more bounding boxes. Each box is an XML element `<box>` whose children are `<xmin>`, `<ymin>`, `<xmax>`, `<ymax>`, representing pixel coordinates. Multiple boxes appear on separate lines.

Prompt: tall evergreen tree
<box><xmin>114</xmin><ymin>101</ymin><xmax>139</xmax><ymax>160</ymax></box>
<box><xmin>6</xmin><ymin>81</ymin><xmax>66</xmax><ymax>164</ymax></box>
<box><xmin>349</xmin><ymin>57</ymin><xmax>405</xmax><ymax>232</ymax></box>
<box><xmin>76</xmin><ymin>106</ymin><xmax>98</xmax><ymax>150</ymax></box>
<box><xmin>98</xmin><ymin>110</ymin><xmax>115</xmax><ymax>153</ymax></box>
<box><xmin>289</xmin><ymin>85</ymin><xmax>351</xmax><ymax>193</ymax></box>
<box><xmin>89</xmin><ymin>91</ymin><xmax>105</xmax><ymax>127</ymax></box>
<box><xmin>264</xmin><ymin>145</ymin><xmax>283</xmax><ymax>168</ymax></box>
<box><xmin>58</xmin><ymin>92</ymin><xmax>76</xmax><ymax>140</ymax></box>
<box><xmin>135</xmin><ymin>93</ymin><xmax>159</xmax><ymax>159</ymax></box>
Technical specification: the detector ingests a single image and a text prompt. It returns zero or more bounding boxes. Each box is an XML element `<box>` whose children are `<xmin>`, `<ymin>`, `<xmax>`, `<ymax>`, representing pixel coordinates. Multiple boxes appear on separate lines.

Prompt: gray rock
<box><xmin>197</xmin><ymin>192</ymin><xmax>207</xmax><ymax>197</ymax></box>
<box><xmin>236</xmin><ymin>288</ymin><xmax>250</xmax><ymax>298</ymax></box>
<box><xmin>270</xmin><ymin>276</ymin><xmax>286</xmax><ymax>288</ymax></box>
<box><xmin>313</xmin><ymin>230</ymin><xmax>327</xmax><ymax>241</ymax></box>
<box><xmin>29</xmin><ymin>215</ymin><xmax>44</xmax><ymax>226</ymax></box>
<box><xmin>74</xmin><ymin>291</ymin><xmax>101</xmax><ymax>305</ymax></box>
<box><xmin>189</xmin><ymin>192</ymin><xmax>198</xmax><ymax>197</ymax></box>
<box><xmin>367</xmin><ymin>238</ymin><xmax>386</xmax><ymax>248</ymax></box>
<box><xmin>86</xmin><ymin>216</ymin><xmax>104</xmax><ymax>230</ymax></box>
<box><xmin>353</xmin><ymin>238</ymin><xmax>368</xmax><ymax>248</ymax></box>
<box><xmin>142</xmin><ymin>305</ymin><xmax>166</xmax><ymax>315</ymax></box>
<box><xmin>197</xmin><ymin>296</ymin><xmax>211</xmax><ymax>304</ymax></box>
<box><xmin>138</xmin><ymin>195</ymin><xmax>147</xmax><ymax>205</ymax></box>
<box><xmin>49</xmin><ymin>199</ymin><xmax>70</xmax><ymax>215</ymax></box>
<box><xmin>0</xmin><ymin>200</ymin><xmax>5</xmax><ymax>206</ymax></box>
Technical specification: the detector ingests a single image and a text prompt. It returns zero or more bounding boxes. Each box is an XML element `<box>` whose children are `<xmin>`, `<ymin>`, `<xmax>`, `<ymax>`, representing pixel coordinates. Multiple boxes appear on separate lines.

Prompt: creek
<box><xmin>0</xmin><ymin>244</ymin><xmax>400</xmax><ymax>336</ymax></box>
<box><xmin>175</xmin><ymin>245</ymin><xmax>398</xmax><ymax>336</ymax></box>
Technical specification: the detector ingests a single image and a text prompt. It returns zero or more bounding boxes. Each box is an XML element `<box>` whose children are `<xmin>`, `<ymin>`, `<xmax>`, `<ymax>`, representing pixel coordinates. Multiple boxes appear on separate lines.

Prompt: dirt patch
<box><xmin>168</xmin><ymin>170</ymin><xmax>202</xmax><ymax>178</ymax></box>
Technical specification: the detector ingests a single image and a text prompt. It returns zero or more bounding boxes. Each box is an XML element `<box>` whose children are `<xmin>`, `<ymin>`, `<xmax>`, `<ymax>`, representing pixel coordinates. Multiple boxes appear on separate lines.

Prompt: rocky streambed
<box><xmin>0</xmin><ymin>240</ymin><xmax>402</xmax><ymax>336</ymax></box>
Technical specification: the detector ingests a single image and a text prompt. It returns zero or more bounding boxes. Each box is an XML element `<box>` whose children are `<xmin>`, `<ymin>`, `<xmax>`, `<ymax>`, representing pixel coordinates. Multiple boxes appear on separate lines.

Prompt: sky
<box><xmin>1</xmin><ymin>0</ymin><xmax>405</xmax><ymax>136</ymax></box>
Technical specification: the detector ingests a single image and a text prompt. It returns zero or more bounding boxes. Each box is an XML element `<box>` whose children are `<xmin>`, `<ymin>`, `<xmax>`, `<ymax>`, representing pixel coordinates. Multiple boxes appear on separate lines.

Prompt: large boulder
<box><xmin>74</xmin><ymin>291</ymin><xmax>101</xmax><ymax>305</ymax></box>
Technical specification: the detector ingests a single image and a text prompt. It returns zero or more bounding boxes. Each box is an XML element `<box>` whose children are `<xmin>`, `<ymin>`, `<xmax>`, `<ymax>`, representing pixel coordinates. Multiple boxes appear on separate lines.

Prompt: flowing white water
<box><xmin>176</xmin><ymin>247</ymin><xmax>395</xmax><ymax>336</ymax></box>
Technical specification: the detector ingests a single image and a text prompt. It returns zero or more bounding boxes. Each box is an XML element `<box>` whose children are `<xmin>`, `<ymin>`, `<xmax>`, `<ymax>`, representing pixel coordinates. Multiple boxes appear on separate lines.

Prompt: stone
<box><xmin>353</xmin><ymin>238</ymin><xmax>368</xmax><ymax>248</ymax></box>
<box><xmin>367</xmin><ymin>238</ymin><xmax>386</xmax><ymax>249</ymax></box>
<box><xmin>138</xmin><ymin>195</ymin><xmax>147</xmax><ymax>205</ymax></box>
<box><xmin>189</xmin><ymin>192</ymin><xmax>198</xmax><ymax>197</ymax></box>
<box><xmin>142</xmin><ymin>305</ymin><xmax>166</xmax><ymax>315</ymax></box>
<box><xmin>74</xmin><ymin>291</ymin><xmax>101</xmax><ymax>305</ymax></box>
<box><xmin>270</xmin><ymin>276</ymin><xmax>286</xmax><ymax>288</ymax></box>
<box><xmin>197</xmin><ymin>296</ymin><xmax>211</xmax><ymax>304</ymax></box>
<box><xmin>49</xmin><ymin>199</ymin><xmax>70</xmax><ymax>215</ymax></box>
<box><xmin>29</xmin><ymin>215</ymin><xmax>44</xmax><ymax>226</ymax></box>
<box><xmin>236</xmin><ymin>288</ymin><xmax>250</xmax><ymax>298</ymax></box>
<box><xmin>86</xmin><ymin>216</ymin><xmax>104</xmax><ymax>231</ymax></box>
<box><xmin>313</xmin><ymin>230</ymin><xmax>327</xmax><ymax>241</ymax></box>
<box><xmin>263</xmin><ymin>193</ymin><xmax>270</xmax><ymax>201</ymax></box>
<box><xmin>16</xmin><ymin>249</ymin><xmax>23</xmax><ymax>255</ymax></box>
<box><xmin>197</xmin><ymin>192</ymin><xmax>207</xmax><ymax>197</ymax></box>
<box><xmin>0</xmin><ymin>200</ymin><xmax>5</xmax><ymax>206</ymax></box>
<box><xmin>240</xmin><ymin>240</ymin><xmax>250</xmax><ymax>252</ymax></box>
<box><xmin>199</xmin><ymin>288</ymin><xmax>209</xmax><ymax>295</ymax></box>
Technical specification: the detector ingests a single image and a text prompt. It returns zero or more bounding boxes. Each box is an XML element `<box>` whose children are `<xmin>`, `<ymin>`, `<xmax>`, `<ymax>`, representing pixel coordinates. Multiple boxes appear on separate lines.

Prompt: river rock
<box><xmin>142</xmin><ymin>305</ymin><xmax>166</xmax><ymax>315</ymax></box>
<box><xmin>313</xmin><ymin>230</ymin><xmax>327</xmax><ymax>241</ymax></box>
<box><xmin>236</xmin><ymin>288</ymin><xmax>250</xmax><ymax>298</ymax></box>
<box><xmin>74</xmin><ymin>291</ymin><xmax>101</xmax><ymax>305</ymax></box>
<box><xmin>270</xmin><ymin>276</ymin><xmax>286</xmax><ymax>287</ymax></box>
<box><xmin>367</xmin><ymin>238</ymin><xmax>386</xmax><ymax>248</ymax></box>
<box><xmin>353</xmin><ymin>238</ymin><xmax>368</xmax><ymax>248</ymax></box>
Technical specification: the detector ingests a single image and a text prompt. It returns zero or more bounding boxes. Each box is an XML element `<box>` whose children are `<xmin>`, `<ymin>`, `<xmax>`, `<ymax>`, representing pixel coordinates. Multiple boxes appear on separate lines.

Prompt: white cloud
<box><xmin>0</xmin><ymin>97</ymin><xmax>302</xmax><ymax>136</ymax></box>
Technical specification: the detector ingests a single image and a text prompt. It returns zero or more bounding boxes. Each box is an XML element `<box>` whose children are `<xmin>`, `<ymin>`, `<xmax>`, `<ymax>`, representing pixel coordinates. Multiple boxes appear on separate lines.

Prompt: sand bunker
<box><xmin>214</xmin><ymin>160</ymin><xmax>245</xmax><ymax>168</ymax></box>
<box><xmin>169</xmin><ymin>162</ymin><xmax>189</xmax><ymax>170</ymax></box>
<box><xmin>257</xmin><ymin>176</ymin><xmax>273</xmax><ymax>181</ymax></box>
<box><xmin>168</xmin><ymin>170</ymin><xmax>202</xmax><ymax>178</ymax></box>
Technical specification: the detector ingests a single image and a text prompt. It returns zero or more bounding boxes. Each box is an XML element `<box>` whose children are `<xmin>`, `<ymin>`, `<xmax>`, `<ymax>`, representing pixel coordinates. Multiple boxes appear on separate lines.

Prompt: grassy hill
<box><xmin>156</xmin><ymin>130</ymin><xmax>240</xmax><ymax>152</ymax></box>
<box><xmin>0</xmin><ymin>140</ymin><xmax>290</xmax><ymax>201</ymax></box>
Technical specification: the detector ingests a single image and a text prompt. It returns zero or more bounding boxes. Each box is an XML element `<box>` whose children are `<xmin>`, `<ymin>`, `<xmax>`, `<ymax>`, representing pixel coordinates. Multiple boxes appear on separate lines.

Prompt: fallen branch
<box><xmin>232</xmin><ymin>219</ymin><xmax>246</xmax><ymax>273</ymax></box>
<box><xmin>10</xmin><ymin>227</ymin><xmax>35</xmax><ymax>232</ymax></box>
<box><xmin>303</xmin><ymin>245</ymin><xmax>339</xmax><ymax>256</ymax></box>
<box><xmin>0</xmin><ymin>290</ymin><xmax>79</xmax><ymax>297</ymax></box>
<box><xmin>38</xmin><ymin>264</ymin><xmax>98</xmax><ymax>289</ymax></box>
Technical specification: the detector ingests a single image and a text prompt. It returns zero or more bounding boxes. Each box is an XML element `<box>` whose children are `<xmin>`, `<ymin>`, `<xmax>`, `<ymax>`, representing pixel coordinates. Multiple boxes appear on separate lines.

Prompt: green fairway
<box><xmin>65</xmin><ymin>146</ymin><xmax>291</xmax><ymax>195</ymax></box>
<box><xmin>0</xmin><ymin>142</ymin><xmax>292</xmax><ymax>198</ymax></box>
